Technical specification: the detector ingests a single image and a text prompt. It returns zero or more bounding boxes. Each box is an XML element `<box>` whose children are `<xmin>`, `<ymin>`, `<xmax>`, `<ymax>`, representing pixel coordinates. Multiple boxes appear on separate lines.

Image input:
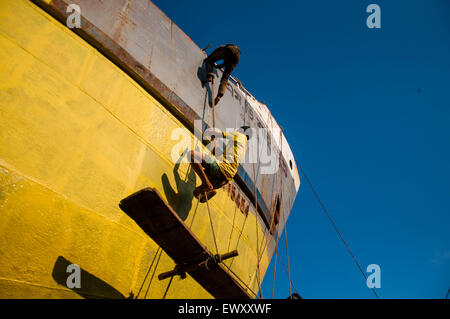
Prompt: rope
<box><xmin>200</xmin><ymin>191</ymin><xmax>261</xmax><ymax>300</ymax></box>
<box><xmin>256</xmin><ymin>127</ymin><xmax>285</xmax><ymax>298</ymax></box>
<box><xmin>143</xmin><ymin>248</ymin><xmax>163</xmax><ymax>299</ymax></box>
<box><xmin>226</xmin><ymin>206</ymin><xmax>238</xmax><ymax>253</ymax></box>
<box><xmin>254</xmin><ymin>130</ymin><xmax>283</xmax><ymax>262</ymax></box>
<box><xmin>188</xmin><ymin>195</ymin><xmax>201</xmax><ymax>229</ymax></box>
<box><xmin>254</xmin><ymin>127</ymin><xmax>284</xmax><ymax>275</ymax></box>
<box><xmin>252</xmin><ymin>162</ymin><xmax>263</xmax><ymax>299</ymax></box>
<box><xmin>273</xmin><ymin>210</ymin><xmax>300</xmax><ymax>298</ymax></box>
<box><xmin>250</xmin><ymin>118</ymin><xmax>280</xmax><ymax>298</ymax></box>
<box><xmin>269</xmin><ymin>124</ymin><xmax>281</xmax><ymax>224</ymax></box>
<box><xmin>204</xmin><ymin>191</ymin><xmax>219</xmax><ymax>255</ymax></box>
<box><xmin>271</xmin><ymin>243</ymin><xmax>278</xmax><ymax>299</ymax></box>
<box><xmin>275</xmin><ymin>247</ymin><xmax>300</xmax><ymax>296</ymax></box>
<box><xmin>284</xmin><ymin>223</ymin><xmax>292</xmax><ymax>296</ymax></box>
<box><xmin>271</xmin><ymin>208</ymin><xmax>298</xmax><ymax>298</ymax></box>
<box><xmin>190</xmin><ymin>190</ymin><xmax>259</xmax><ymax>299</ymax></box>
<box><xmin>267</xmin><ymin>192</ymin><xmax>299</xmax><ymax>298</ymax></box>
<box><xmin>162</xmin><ymin>275</ymin><xmax>174</xmax><ymax>299</ymax></box>
<box><xmin>229</xmin><ymin>210</ymin><xmax>248</xmax><ymax>267</ymax></box>
<box><xmin>199</xmin><ymin>82</ymin><xmax>209</xmax><ymax>143</ymax></box>
<box><xmin>211</xmin><ymin>79</ymin><xmax>216</xmax><ymax>128</ymax></box>
<box><xmin>296</xmin><ymin>160</ymin><xmax>380</xmax><ymax>299</ymax></box>
<box><xmin>253</xmin><ymin>130</ymin><xmax>281</xmax><ymax>266</ymax></box>
<box><xmin>256</xmin><ymin>232</ymin><xmax>268</xmax><ymax>269</ymax></box>
<box><xmin>136</xmin><ymin>247</ymin><xmax>161</xmax><ymax>299</ymax></box>
<box><xmin>221</xmin><ymin>261</ymin><xmax>260</xmax><ymax>299</ymax></box>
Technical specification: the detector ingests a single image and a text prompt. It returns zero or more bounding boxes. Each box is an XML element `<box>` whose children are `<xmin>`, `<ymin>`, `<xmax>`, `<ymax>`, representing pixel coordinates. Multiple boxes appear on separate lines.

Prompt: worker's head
<box><xmin>239</xmin><ymin>125</ymin><xmax>252</xmax><ymax>140</ymax></box>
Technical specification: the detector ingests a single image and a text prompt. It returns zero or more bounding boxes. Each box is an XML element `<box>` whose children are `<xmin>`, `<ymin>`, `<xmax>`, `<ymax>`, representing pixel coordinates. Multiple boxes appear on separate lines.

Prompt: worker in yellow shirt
<box><xmin>189</xmin><ymin>126</ymin><xmax>250</xmax><ymax>202</ymax></box>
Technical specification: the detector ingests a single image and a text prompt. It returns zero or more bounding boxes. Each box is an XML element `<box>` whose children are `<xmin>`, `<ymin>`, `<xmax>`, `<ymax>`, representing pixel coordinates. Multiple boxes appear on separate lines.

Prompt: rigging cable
<box><xmin>211</xmin><ymin>79</ymin><xmax>216</xmax><ymax>128</ymax></box>
<box><xmin>266</xmin><ymin>126</ymin><xmax>299</xmax><ymax>298</ymax></box>
<box><xmin>226</xmin><ymin>205</ymin><xmax>238</xmax><ymax>253</ymax></box>
<box><xmin>275</xmin><ymin>205</ymin><xmax>300</xmax><ymax>297</ymax></box>
<box><xmin>276</xmin><ymin>247</ymin><xmax>300</xmax><ymax>296</ymax></box>
<box><xmin>204</xmin><ymin>191</ymin><xmax>219</xmax><ymax>255</ymax></box>
<box><xmin>143</xmin><ymin>248</ymin><xmax>163</xmax><ymax>299</ymax></box>
<box><xmin>136</xmin><ymin>247</ymin><xmax>162</xmax><ymax>299</ymax></box>
<box><xmin>254</xmin><ymin>113</ymin><xmax>278</xmax><ymax>272</ymax></box>
<box><xmin>296</xmin><ymin>159</ymin><xmax>380</xmax><ymax>299</ymax></box>
<box><xmin>221</xmin><ymin>261</ymin><xmax>260</xmax><ymax>299</ymax></box>
<box><xmin>271</xmin><ymin>199</ymin><xmax>299</xmax><ymax>298</ymax></box>
<box><xmin>271</xmin><ymin>243</ymin><xmax>278</xmax><ymax>299</ymax></box>
<box><xmin>162</xmin><ymin>275</ymin><xmax>174</xmax><ymax>299</ymax></box>
<box><xmin>188</xmin><ymin>195</ymin><xmax>201</xmax><ymax>229</ymax></box>
<box><xmin>255</xmin><ymin>126</ymin><xmax>283</xmax><ymax>277</ymax></box>
<box><xmin>284</xmin><ymin>223</ymin><xmax>292</xmax><ymax>296</ymax></box>
<box><xmin>252</xmin><ymin>161</ymin><xmax>263</xmax><ymax>298</ymax></box>
<box><xmin>191</xmin><ymin>187</ymin><xmax>258</xmax><ymax>299</ymax></box>
<box><xmin>251</xmin><ymin>119</ymin><xmax>272</xmax><ymax>299</ymax></box>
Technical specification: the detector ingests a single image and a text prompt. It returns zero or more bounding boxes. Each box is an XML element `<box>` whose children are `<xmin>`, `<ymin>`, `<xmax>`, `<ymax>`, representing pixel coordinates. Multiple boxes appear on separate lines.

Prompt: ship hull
<box><xmin>0</xmin><ymin>0</ymin><xmax>272</xmax><ymax>298</ymax></box>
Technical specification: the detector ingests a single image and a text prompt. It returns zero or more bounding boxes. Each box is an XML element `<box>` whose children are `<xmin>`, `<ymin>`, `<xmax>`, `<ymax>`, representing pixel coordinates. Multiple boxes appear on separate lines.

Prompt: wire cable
<box><xmin>136</xmin><ymin>247</ymin><xmax>161</xmax><ymax>299</ymax></box>
<box><xmin>276</xmin><ymin>248</ymin><xmax>300</xmax><ymax>296</ymax></box>
<box><xmin>296</xmin><ymin>160</ymin><xmax>380</xmax><ymax>299</ymax></box>
<box><xmin>284</xmin><ymin>223</ymin><xmax>292</xmax><ymax>296</ymax></box>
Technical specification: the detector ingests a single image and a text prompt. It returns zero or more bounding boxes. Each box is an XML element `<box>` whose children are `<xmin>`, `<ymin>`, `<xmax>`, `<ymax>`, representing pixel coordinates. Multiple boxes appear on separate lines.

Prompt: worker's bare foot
<box><xmin>194</xmin><ymin>184</ymin><xmax>213</xmax><ymax>197</ymax></box>
<box><xmin>200</xmin><ymin>190</ymin><xmax>216</xmax><ymax>203</ymax></box>
<box><xmin>195</xmin><ymin>189</ymin><xmax>216</xmax><ymax>203</ymax></box>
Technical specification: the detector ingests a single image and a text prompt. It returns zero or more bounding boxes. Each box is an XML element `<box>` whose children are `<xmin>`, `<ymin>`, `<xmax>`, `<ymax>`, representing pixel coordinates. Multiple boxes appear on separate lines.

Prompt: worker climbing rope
<box><xmin>189</xmin><ymin>125</ymin><xmax>250</xmax><ymax>202</ymax></box>
<box><xmin>203</xmin><ymin>44</ymin><xmax>241</xmax><ymax>106</ymax></box>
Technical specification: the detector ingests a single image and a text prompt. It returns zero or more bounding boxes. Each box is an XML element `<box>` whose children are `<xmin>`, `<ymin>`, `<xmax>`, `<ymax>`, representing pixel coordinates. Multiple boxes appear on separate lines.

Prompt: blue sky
<box><xmin>153</xmin><ymin>0</ymin><xmax>450</xmax><ymax>298</ymax></box>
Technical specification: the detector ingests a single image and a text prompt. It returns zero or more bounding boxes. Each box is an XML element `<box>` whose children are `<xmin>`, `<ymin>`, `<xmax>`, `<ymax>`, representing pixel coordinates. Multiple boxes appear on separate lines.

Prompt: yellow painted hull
<box><xmin>0</xmin><ymin>0</ymin><xmax>270</xmax><ymax>298</ymax></box>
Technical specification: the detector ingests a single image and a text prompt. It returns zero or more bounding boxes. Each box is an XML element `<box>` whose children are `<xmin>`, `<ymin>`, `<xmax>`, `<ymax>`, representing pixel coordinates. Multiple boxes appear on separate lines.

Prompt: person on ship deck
<box><xmin>203</xmin><ymin>44</ymin><xmax>241</xmax><ymax>106</ymax></box>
